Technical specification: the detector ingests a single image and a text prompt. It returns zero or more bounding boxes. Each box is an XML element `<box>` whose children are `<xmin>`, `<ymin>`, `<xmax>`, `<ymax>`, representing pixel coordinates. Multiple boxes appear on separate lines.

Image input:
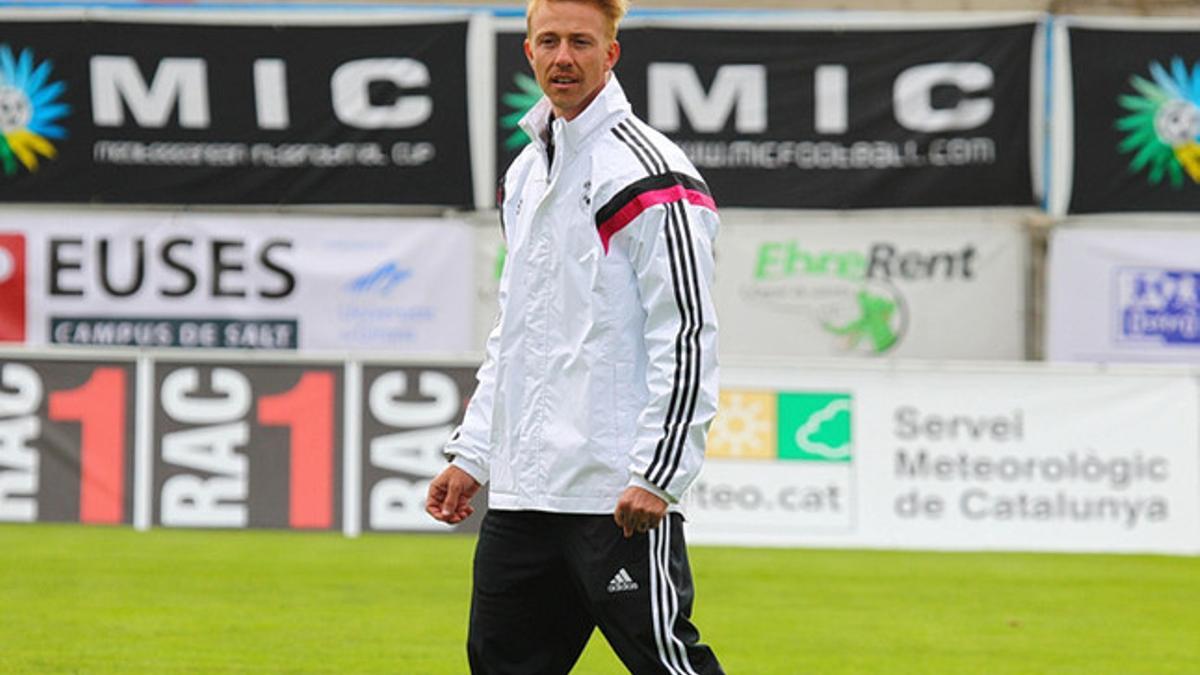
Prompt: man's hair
<box><xmin>526</xmin><ymin>0</ymin><xmax>630</xmax><ymax>42</ymax></box>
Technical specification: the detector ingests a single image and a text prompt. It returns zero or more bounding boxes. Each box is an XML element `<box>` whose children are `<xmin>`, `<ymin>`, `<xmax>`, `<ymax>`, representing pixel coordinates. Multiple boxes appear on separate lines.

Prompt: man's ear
<box><xmin>606</xmin><ymin>39</ymin><xmax>621</xmax><ymax>72</ymax></box>
<box><xmin>524</xmin><ymin>38</ymin><xmax>534</xmax><ymax>67</ymax></box>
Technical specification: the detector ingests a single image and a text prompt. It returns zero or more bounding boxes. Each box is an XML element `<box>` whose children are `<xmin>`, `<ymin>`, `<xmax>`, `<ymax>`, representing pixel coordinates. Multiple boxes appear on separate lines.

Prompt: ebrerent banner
<box><xmin>715</xmin><ymin>214</ymin><xmax>1027</xmax><ymax>359</ymax></box>
<box><xmin>689</xmin><ymin>361</ymin><xmax>1200</xmax><ymax>554</ymax></box>
<box><xmin>1046</xmin><ymin>225</ymin><xmax>1200</xmax><ymax>363</ymax></box>
<box><xmin>0</xmin><ymin>210</ymin><xmax>474</xmax><ymax>353</ymax></box>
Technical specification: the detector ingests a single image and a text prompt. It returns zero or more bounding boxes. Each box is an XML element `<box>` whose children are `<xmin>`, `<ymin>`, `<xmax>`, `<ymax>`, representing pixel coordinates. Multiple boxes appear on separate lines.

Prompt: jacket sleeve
<box><xmin>443</xmin><ymin>197</ymin><xmax>510</xmax><ymax>484</ymax></box>
<box><xmin>608</xmin><ymin>183</ymin><xmax>719</xmax><ymax>503</ymax></box>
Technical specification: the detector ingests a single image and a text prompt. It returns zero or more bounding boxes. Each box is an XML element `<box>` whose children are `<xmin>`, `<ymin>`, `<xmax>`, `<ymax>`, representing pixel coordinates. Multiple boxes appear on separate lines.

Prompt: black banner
<box><xmin>360</xmin><ymin>364</ymin><xmax>481</xmax><ymax>533</ymax></box>
<box><xmin>0</xmin><ymin>18</ymin><xmax>473</xmax><ymax>206</ymax></box>
<box><xmin>0</xmin><ymin>356</ymin><xmax>137</xmax><ymax>525</ymax></box>
<box><xmin>1069</xmin><ymin>28</ymin><xmax>1200</xmax><ymax>213</ymax></box>
<box><xmin>496</xmin><ymin>23</ymin><xmax>1036</xmax><ymax>209</ymax></box>
<box><xmin>151</xmin><ymin>360</ymin><xmax>344</xmax><ymax>530</ymax></box>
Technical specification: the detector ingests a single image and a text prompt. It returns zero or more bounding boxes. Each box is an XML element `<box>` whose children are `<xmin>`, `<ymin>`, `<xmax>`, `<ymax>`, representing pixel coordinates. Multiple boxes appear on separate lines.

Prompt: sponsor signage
<box><xmin>472</xmin><ymin>220</ymin><xmax>505</xmax><ymax>352</ymax></box>
<box><xmin>0</xmin><ymin>15</ymin><xmax>473</xmax><ymax>206</ymax></box>
<box><xmin>1046</xmin><ymin>226</ymin><xmax>1200</xmax><ymax>363</ymax></box>
<box><xmin>151</xmin><ymin>358</ymin><xmax>344</xmax><ymax>529</ymax></box>
<box><xmin>1</xmin><ymin>210</ymin><xmax>474</xmax><ymax>353</ymax></box>
<box><xmin>359</xmin><ymin>364</ymin><xmax>479</xmax><ymax>533</ymax></box>
<box><xmin>0</xmin><ymin>233</ymin><xmax>25</xmax><ymax>343</ymax></box>
<box><xmin>1066</xmin><ymin>25</ymin><xmax>1200</xmax><ymax>213</ymax></box>
<box><xmin>689</xmin><ymin>363</ymin><xmax>1200</xmax><ymax>554</ymax></box>
<box><xmin>496</xmin><ymin>19</ymin><xmax>1037</xmax><ymax>208</ymax></box>
<box><xmin>714</xmin><ymin>215</ymin><xmax>1027</xmax><ymax>359</ymax></box>
<box><xmin>0</xmin><ymin>355</ymin><xmax>137</xmax><ymax>525</ymax></box>
<box><xmin>692</xmin><ymin>389</ymin><xmax>855</xmax><ymax>537</ymax></box>
<box><xmin>3</xmin><ymin>349</ymin><xmax>1200</xmax><ymax>554</ymax></box>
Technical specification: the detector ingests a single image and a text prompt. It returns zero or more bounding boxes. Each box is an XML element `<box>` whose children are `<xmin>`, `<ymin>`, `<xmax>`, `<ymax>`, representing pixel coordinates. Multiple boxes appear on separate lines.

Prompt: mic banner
<box><xmin>0</xmin><ymin>13</ymin><xmax>474</xmax><ymax>206</ymax></box>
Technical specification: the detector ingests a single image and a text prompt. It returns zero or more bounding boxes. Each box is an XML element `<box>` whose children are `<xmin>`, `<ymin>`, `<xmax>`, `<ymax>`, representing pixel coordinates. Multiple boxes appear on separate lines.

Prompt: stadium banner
<box><xmin>1046</xmin><ymin>225</ymin><xmax>1200</xmax><ymax>364</ymax></box>
<box><xmin>0</xmin><ymin>209</ymin><xmax>474</xmax><ymax>353</ymax></box>
<box><xmin>0</xmin><ymin>353</ymin><xmax>137</xmax><ymax>526</ymax></box>
<box><xmin>714</xmin><ymin>214</ymin><xmax>1028</xmax><ymax>359</ymax></box>
<box><xmin>472</xmin><ymin>218</ymin><xmax>505</xmax><ymax>352</ymax></box>
<box><xmin>495</xmin><ymin>16</ymin><xmax>1038</xmax><ymax>208</ymax></box>
<box><xmin>3</xmin><ymin>347</ymin><xmax>1200</xmax><ymax>554</ymax></box>
<box><xmin>0</xmin><ymin>13</ymin><xmax>474</xmax><ymax>206</ymax></box>
<box><xmin>150</xmin><ymin>356</ymin><xmax>345</xmax><ymax>530</ymax></box>
<box><xmin>690</xmin><ymin>362</ymin><xmax>1200</xmax><ymax>554</ymax></box>
<box><xmin>1062</xmin><ymin>20</ymin><xmax>1200</xmax><ymax>213</ymax></box>
<box><xmin>358</xmin><ymin>362</ymin><xmax>481</xmax><ymax>534</ymax></box>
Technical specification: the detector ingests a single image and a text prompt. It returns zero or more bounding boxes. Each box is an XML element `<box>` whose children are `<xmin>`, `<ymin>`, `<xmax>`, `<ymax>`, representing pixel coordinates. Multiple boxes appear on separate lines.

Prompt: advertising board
<box><xmin>1047</xmin><ymin>226</ymin><xmax>1200</xmax><ymax>364</ymax></box>
<box><xmin>1063</xmin><ymin>21</ymin><xmax>1200</xmax><ymax>213</ymax></box>
<box><xmin>690</xmin><ymin>362</ymin><xmax>1200</xmax><ymax>554</ymax></box>
<box><xmin>0</xmin><ymin>210</ymin><xmax>474</xmax><ymax>353</ymax></box>
<box><xmin>715</xmin><ymin>215</ymin><xmax>1028</xmax><ymax>359</ymax></box>
<box><xmin>0</xmin><ymin>14</ymin><xmax>474</xmax><ymax>206</ymax></box>
<box><xmin>495</xmin><ymin>17</ymin><xmax>1038</xmax><ymax>208</ymax></box>
<box><xmin>0</xmin><ymin>354</ymin><xmax>137</xmax><ymax>525</ymax></box>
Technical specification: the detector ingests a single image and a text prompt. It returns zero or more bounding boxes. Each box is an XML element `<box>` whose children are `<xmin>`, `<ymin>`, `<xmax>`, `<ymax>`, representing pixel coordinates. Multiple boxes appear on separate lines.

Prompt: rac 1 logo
<box><xmin>155</xmin><ymin>365</ymin><xmax>338</xmax><ymax>529</ymax></box>
<box><xmin>0</xmin><ymin>360</ymin><xmax>132</xmax><ymax>525</ymax></box>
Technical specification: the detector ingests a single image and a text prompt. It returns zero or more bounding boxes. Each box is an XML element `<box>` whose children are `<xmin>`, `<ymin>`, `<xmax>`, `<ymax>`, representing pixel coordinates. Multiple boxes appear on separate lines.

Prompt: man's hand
<box><xmin>426</xmin><ymin>465</ymin><xmax>481</xmax><ymax>525</ymax></box>
<box><xmin>613</xmin><ymin>486</ymin><xmax>669</xmax><ymax>538</ymax></box>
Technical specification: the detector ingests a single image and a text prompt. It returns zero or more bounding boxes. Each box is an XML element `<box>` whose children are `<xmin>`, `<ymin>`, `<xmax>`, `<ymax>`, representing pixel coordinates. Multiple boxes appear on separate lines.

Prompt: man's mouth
<box><xmin>550</xmin><ymin>74</ymin><xmax>578</xmax><ymax>85</ymax></box>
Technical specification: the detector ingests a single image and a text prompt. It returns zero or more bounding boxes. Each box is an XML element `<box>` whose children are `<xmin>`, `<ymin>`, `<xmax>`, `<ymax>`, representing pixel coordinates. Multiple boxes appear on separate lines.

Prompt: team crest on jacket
<box><xmin>581</xmin><ymin>179</ymin><xmax>592</xmax><ymax>210</ymax></box>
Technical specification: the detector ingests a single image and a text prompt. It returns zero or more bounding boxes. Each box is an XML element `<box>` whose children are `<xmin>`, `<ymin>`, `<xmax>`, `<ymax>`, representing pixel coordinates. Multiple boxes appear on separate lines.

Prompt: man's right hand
<box><xmin>426</xmin><ymin>465</ymin><xmax>481</xmax><ymax>525</ymax></box>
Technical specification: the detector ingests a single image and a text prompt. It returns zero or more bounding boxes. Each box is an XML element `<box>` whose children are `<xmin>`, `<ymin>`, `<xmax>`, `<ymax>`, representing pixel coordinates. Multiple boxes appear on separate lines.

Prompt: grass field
<box><xmin>1</xmin><ymin>524</ymin><xmax>1197</xmax><ymax>674</ymax></box>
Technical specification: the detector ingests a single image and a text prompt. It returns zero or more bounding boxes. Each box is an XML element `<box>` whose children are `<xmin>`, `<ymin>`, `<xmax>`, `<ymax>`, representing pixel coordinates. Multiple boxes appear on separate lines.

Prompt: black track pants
<box><xmin>467</xmin><ymin>510</ymin><xmax>724</xmax><ymax>675</ymax></box>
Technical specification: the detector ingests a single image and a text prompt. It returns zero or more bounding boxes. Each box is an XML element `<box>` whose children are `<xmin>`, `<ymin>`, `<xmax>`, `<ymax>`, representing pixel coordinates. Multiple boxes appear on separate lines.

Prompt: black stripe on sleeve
<box><xmin>594</xmin><ymin>172</ymin><xmax>711</xmax><ymax>229</ymax></box>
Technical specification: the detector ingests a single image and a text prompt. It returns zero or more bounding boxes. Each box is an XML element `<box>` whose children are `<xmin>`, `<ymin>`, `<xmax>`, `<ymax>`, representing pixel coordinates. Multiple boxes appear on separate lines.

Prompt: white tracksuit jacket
<box><xmin>445</xmin><ymin>75</ymin><xmax>719</xmax><ymax>513</ymax></box>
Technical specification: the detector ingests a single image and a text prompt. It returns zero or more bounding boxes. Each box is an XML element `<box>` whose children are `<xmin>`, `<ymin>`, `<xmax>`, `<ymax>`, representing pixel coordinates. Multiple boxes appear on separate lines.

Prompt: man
<box><xmin>426</xmin><ymin>1</ymin><xmax>723</xmax><ymax>672</ymax></box>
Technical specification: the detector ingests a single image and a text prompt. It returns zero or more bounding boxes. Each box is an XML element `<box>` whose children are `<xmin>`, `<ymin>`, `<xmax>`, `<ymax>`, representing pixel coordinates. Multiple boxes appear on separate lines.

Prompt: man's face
<box><xmin>525</xmin><ymin>1</ymin><xmax>620</xmax><ymax>121</ymax></box>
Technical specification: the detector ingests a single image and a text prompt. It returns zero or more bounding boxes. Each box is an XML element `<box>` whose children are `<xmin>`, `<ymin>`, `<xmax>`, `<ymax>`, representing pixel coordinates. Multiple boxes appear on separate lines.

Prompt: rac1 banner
<box><xmin>0</xmin><ymin>13</ymin><xmax>473</xmax><ymax>206</ymax></box>
<box><xmin>495</xmin><ymin>17</ymin><xmax>1038</xmax><ymax>209</ymax></box>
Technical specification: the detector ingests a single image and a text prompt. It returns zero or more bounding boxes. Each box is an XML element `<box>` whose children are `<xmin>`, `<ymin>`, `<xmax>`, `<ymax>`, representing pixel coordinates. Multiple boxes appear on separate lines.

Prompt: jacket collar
<box><xmin>519</xmin><ymin>73</ymin><xmax>631</xmax><ymax>156</ymax></box>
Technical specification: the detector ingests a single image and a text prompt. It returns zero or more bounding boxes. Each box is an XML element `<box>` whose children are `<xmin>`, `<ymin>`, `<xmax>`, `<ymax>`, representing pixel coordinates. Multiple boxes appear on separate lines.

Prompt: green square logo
<box><xmin>777</xmin><ymin>393</ymin><xmax>852</xmax><ymax>462</ymax></box>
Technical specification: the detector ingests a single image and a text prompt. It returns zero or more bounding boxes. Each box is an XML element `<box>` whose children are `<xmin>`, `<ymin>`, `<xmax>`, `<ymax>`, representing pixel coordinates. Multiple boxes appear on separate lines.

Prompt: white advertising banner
<box><xmin>687</xmin><ymin>361</ymin><xmax>1200</xmax><ymax>554</ymax></box>
<box><xmin>715</xmin><ymin>214</ymin><xmax>1028</xmax><ymax>360</ymax></box>
<box><xmin>1047</xmin><ymin>226</ymin><xmax>1200</xmax><ymax>364</ymax></box>
<box><xmin>0</xmin><ymin>210</ymin><xmax>474</xmax><ymax>353</ymax></box>
<box><xmin>473</xmin><ymin>217</ymin><xmax>506</xmax><ymax>352</ymax></box>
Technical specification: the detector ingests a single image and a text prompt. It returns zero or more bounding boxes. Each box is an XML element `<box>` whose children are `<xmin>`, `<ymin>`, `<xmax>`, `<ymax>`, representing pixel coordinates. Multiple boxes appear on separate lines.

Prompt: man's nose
<box><xmin>553</xmin><ymin>42</ymin><xmax>572</xmax><ymax>65</ymax></box>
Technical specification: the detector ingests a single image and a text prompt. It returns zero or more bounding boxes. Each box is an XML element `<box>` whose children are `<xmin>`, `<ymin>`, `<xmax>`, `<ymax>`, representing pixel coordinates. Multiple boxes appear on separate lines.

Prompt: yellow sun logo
<box><xmin>707</xmin><ymin>390</ymin><xmax>776</xmax><ymax>460</ymax></box>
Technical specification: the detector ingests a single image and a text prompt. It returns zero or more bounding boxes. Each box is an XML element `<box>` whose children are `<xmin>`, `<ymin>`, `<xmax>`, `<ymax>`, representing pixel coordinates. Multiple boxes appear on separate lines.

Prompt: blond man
<box><xmin>428</xmin><ymin>1</ymin><xmax>723</xmax><ymax>672</ymax></box>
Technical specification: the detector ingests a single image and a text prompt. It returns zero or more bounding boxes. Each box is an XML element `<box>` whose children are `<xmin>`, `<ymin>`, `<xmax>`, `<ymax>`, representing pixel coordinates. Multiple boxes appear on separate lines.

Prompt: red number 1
<box><xmin>257</xmin><ymin>371</ymin><xmax>334</xmax><ymax>529</ymax></box>
<box><xmin>48</xmin><ymin>367</ymin><xmax>127</xmax><ymax>524</ymax></box>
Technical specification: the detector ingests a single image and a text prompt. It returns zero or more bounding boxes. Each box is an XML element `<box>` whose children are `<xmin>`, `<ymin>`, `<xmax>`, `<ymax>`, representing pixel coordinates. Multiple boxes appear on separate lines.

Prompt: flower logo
<box><xmin>500</xmin><ymin>72</ymin><xmax>541</xmax><ymax>151</ymax></box>
<box><xmin>1116</xmin><ymin>58</ymin><xmax>1200</xmax><ymax>188</ymax></box>
<box><xmin>0</xmin><ymin>45</ymin><xmax>70</xmax><ymax>178</ymax></box>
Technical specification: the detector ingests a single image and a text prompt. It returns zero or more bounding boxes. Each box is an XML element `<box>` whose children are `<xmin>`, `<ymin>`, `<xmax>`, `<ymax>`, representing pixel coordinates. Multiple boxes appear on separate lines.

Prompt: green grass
<box><xmin>1</xmin><ymin>525</ymin><xmax>1197</xmax><ymax>674</ymax></box>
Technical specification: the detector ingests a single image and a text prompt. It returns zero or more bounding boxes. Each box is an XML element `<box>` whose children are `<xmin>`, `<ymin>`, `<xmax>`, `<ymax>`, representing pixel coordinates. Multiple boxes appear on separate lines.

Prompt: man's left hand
<box><xmin>613</xmin><ymin>486</ymin><xmax>668</xmax><ymax>538</ymax></box>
